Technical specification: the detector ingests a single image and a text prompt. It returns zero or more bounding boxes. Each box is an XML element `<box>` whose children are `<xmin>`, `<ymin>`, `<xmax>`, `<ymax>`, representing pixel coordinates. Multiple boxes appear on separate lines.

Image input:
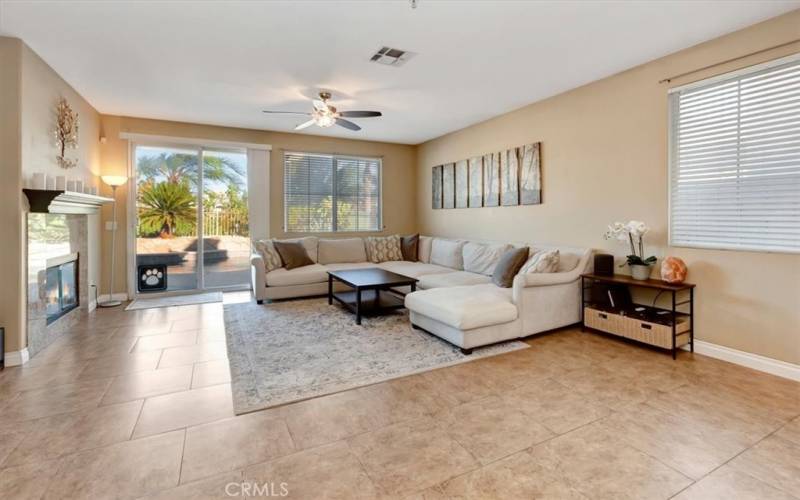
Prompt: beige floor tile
<box><xmin>418</xmin><ymin>362</ymin><xmax>501</xmax><ymax>407</ymax></box>
<box><xmin>101</xmin><ymin>365</ymin><xmax>194</xmax><ymax>405</ymax></box>
<box><xmin>63</xmin><ymin>336</ymin><xmax>139</xmax><ymax>360</ymax></box>
<box><xmin>729</xmin><ymin>434</ymin><xmax>800</xmax><ymax>496</ymax></box>
<box><xmin>157</xmin><ymin>341</ymin><xmax>227</xmax><ymax>369</ymax></box>
<box><xmin>78</xmin><ymin>350</ymin><xmax>163</xmax><ymax>380</ymax></box>
<box><xmin>0</xmin><ymin>360</ymin><xmax>89</xmax><ymax>393</ymax></box>
<box><xmin>775</xmin><ymin>416</ymin><xmax>800</xmax><ymax>446</ymax></box>
<box><xmin>278</xmin><ymin>389</ymin><xmax>384</xmax><ymax>450</ymax></box>
<box><xmin>244</xmin><ymin>441</ymin><xmax>382</xmax><ymax>500</ymax></box>
<box><xmin>526</xmin><ymin>423</ymin><xmax>692</xmax><ymax>500</ymax></box>
<box><xmin>556</xmin><ymin>365</ymin><xmax>655</xmax><ymax>410</ymax></box>
<box><xmin>502</xmin><ymin>379</ymin><xmax>610</xmax><ymax>434</ymax></box>
<box><xmin>111</xmin><ymin>323</ymin><xmax>174</xmax><ymax>339</ymax></box>
<box><xmin>0</xmin><ymin>429</ymin><xmax>28</xmax><ymax>467</ymax></box>
<box><xmin>43</xmin><ymin>430</ymin><xmax>184</xmax><ymax>500</ymax></box>
<box><xmin>436</xmin><ymin>395</ymin><xmax>554</xmax><ymax>465</ymax></box>
<box><xmin>355</xmin><ymin>375</ymin><xmax>450</xmax><ymax>427</ymax></box>
<box><xmin>442</xmin><ymin>450</ymin><xmax>587</xmax><ymax>500</ymax></box>
<box><xmin>470</xmin><ymin>348</ymin><xmax>567</xmax><ymax>390</ymax></box>
<box><xmin>181</xmin><ymin>410</ymin><xmax>295</xmax><ymax>484</ymax></box>
<box><xmin>600</xmin><ymin>402</ymin><xmax>754</xmax><ymax>479</ymax></box>
<box><xmin>140</xmin><ymin>470</ymin><xmax>243</xmax><ymax>500</ymax></box>
<box><xmin>171</xmin><ymin>316</ymin><xmax>225</xmax><ymax>333</ymax></box>
<box><xmin>0</xmin><ymin>377</ymin><xmax>112</xmax><ymax>423</ymax></box>
<box><xmin>197</xmin><ymin>328</ymin><xmax>226</xmax><ymax>344</ymax></box>
<box><xmin>673</xmin><ymin>464</ymin><xmax>797</xmax><ymax>500</ymax></box>
<box><xmin>133</xmin><ymin>384</ymin><xmax>234</xmax><ymax>438</ymax></box>
<box><xmin>347</xmin><ymin>417</ymin><xmax>479</xmax><ymax>496</ymax></box>
<box><xmin>404</xmin><ymin>486</ymin><xmax>450</xmax><ymax>500</ymax></box>
<box><xmin>4</xmin><ymin>400</ymin><xmax>142</xmax><ymax>467</ymax></box>
<box><xmin>133</xmin><ymin>331</ymin><xmax>199</xmax><ymax>352</ymax></box>
<box><xmin>191</xmin><ymin>359</ymin><xmax>231</xmax><ymax>389</ymax></box>
<box><xmin>0</xmin><ymin>459</ymin><xmax>62</xmax><ymax>500</ymax></box>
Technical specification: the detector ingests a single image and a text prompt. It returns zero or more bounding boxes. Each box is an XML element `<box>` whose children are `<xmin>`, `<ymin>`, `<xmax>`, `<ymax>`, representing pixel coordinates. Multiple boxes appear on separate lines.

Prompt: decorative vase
<box><xmin>661</xmin><ymin>256</ymin><xmax>687</xmax><ymax>284</ymax></box>
<box><xmin>630</xmin><ymin>264</ymin><xmax>652</xmax><ymax>280</ymax></box>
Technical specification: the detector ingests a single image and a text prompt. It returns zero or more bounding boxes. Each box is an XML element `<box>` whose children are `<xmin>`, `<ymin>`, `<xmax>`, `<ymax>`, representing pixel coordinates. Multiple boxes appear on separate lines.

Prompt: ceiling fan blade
<box><xmin>338</xmin><ymin>111</ymin><xmax>382</xmax><ymax>118</ymax></box>
<box><xmin>312</xmin><ymin>100</ymin><xmax>328</xmax><ymax>112</ymax></box>
<box><xmin>335</xmin><ymin>118</ymin><xmax>361</xmax><ymax>131</ymax></box>
<box><xmin>295</xmin><ymin>119</ymin><xmax>316</xmax><ymax>130</ymax></box>
<box><xmin>262</xmin><ymin>110</ymin><xmax>310</xmax><ymax>115</ymax></box>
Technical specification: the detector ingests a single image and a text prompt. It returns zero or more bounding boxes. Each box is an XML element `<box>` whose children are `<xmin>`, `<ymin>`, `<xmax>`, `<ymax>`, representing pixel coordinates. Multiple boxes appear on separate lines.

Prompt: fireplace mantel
<box><xmin>23</xmin><ymin>189</ymin><xmax>114</xmax><ymax>214</ymax></box>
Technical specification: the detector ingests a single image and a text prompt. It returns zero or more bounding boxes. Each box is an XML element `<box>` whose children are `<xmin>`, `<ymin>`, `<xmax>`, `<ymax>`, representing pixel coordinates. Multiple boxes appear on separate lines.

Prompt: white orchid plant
<box><xmin>604</xmin><ymin>220</ymin><xmax>657</xmax><ymax>267</ymax></box>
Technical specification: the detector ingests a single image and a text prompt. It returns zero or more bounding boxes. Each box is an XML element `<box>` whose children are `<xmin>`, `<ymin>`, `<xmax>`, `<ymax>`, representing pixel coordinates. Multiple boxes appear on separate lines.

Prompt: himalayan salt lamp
<box><xmin>661</xmin><ymin>256</ymin><xmax>687</xmax><ymax>284</ymax></box>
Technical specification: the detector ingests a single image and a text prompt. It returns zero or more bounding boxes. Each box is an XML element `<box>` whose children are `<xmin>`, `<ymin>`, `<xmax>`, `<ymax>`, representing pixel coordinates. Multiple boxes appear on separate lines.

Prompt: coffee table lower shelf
<box><xmin>331</xmin><ymin>289</ymin><xmax>405</xmax><ymax>323</ymax></box>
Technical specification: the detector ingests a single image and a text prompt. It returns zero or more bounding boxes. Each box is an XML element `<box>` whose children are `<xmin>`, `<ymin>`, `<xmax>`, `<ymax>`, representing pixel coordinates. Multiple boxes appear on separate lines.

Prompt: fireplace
<box><xmin>45</xmin><ymin>253</ymin><xmax>79</xmax><ymax>325</ymax></box>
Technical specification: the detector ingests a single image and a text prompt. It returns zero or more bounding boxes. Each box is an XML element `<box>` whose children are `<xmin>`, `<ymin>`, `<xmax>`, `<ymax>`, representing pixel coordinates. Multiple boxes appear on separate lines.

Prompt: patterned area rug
<box><xmin>223</xmin><ymin>298</ymin><xmax>529</xmax><ymax>414</ymax></box>
<box><xmin>125</xmin><ymin>292</ymin><xmax>223</xmax><ymax>311</ymax></box>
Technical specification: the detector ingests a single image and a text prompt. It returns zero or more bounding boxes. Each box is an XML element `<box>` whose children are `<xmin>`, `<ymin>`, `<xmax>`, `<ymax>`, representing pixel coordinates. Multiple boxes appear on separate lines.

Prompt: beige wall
<box><xmin>416</xmin><ymin>11</ymin><xmax>800</xmax><ymax>364</ymax></box>
<box><xmin>99</xmin><ymin>116</ymin><xmax>417</xmax><ymax>295</ymax></box>
<box><xmin>0</xmin><ymin>38</ymin><xmax>25</xmax><ymax>354</ymax></box>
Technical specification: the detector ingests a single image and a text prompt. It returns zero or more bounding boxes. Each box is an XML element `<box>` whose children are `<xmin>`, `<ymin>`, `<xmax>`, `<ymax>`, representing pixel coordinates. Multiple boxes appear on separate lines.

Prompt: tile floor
<box><xmin>0</xmin><ymin>291</ymin><xmax>798</xmax><ymax>499</ymax></box>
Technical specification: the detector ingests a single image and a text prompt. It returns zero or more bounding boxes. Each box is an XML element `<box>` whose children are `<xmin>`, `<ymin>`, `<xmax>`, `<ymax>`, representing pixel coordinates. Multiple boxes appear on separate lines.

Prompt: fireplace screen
<box><xmin>46</xmin><ymin>257</ymin><xmax>79</xmax><ymax>324</ymax></box>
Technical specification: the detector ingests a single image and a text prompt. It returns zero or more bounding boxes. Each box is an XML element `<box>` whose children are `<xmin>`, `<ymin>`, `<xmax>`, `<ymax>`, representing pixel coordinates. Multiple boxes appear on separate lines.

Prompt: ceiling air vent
<box><xmin>370</xmin><ymin>46</ymin><xmax>415</xmax><ymax>67</ymax></box>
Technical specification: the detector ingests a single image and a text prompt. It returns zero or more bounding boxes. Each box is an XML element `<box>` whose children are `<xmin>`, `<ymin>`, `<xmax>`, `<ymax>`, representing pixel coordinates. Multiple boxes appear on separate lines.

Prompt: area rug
<box><xmin>223</xmin><ymin>298</ymin><xmax>529</xmax><ymax>414</ymax></box>
<box><xmin>125</xmin><ymin>291</ymin><xmax>223</xmax><ymax>311</ymax></box>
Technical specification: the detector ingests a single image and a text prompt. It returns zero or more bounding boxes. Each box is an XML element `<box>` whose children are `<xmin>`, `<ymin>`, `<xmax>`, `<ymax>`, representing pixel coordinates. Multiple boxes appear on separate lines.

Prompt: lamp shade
<box><xmin>101</xmin><ymin>175</ymin><xmax>128</xmax><ymax>187</ymax></box>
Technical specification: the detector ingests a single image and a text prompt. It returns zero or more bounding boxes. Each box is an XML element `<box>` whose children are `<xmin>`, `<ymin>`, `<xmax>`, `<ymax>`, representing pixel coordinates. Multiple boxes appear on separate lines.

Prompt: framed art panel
<box><xmin>468</xmin><ymin>156</ymin><xmax>483</xmax><ymax>208</ymax></box>
<box><xmin>442</xmin><ymin>162</ymin><xmax>455</xmax><ymax>209</ymax></box>
<box><xmin>520</xmin><ymin>142</ymin><xmax>542</xmax><ymax>205</ymax></box>
<box><xmin>455</xmin><ymin>159</ymin><xmax>468</xmax><ymax>209</ymax></box>
<box><xmin>483</xmin><ymin>153</ymin><xmax>500</xmax><ymax>207</ymax></box>
<box><xmin>431</xmin><ymin>165</ymin><xmax>443</xmax><ymax>209</ymax></box>
<box><xmin>500</xmin><ymin>148</ymin><xmax>519</xmax><ymax>206</ymax></box>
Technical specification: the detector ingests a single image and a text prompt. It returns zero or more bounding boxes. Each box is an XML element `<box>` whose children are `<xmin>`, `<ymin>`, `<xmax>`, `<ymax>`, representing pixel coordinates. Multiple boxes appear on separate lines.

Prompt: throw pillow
<box><xmin>462</xmin><ymin>242</ymin><xmax>512</xmax><ymax>276</ymax></box>
<box><xmin>430</xmin><ymin>238</ymin><xmax>465</xmax><ymax>269</ymax></box>
<box><xmin>520</xmin><ymin>249</ymin><xmax>560</xmax><ymax>274</ymax></box>
<box><xmin>273</xmin><ymin>241</ymin><xmax>314</xmax><ymax>270</ymax></box>
<box><xmin>418</xmin><ymin>236</ymin><xmax>433</xmax><ymax>263</ymax></box>
<box><xmin>317</xmin><ymin>238</ymin><xmax>367</xmax><ymax>264</ymax></box>
<box><xmin>492</xmin><ymin>247</ymin><xmax>530</xmax><ymax>288</ymax></box>
<box><xmin>401</xmin><ymin>234</ymin><xmax>419</xmax><ymax>262</ymax></box>
<box><xmin>365</xmin><ymin>235</ymin><xmax>403</xmax><ymax>263</ymax></box>
<box><xmin>253</xmin><ymin>239</ymin><xmax>283</xmax><ymax>273</ymax></box>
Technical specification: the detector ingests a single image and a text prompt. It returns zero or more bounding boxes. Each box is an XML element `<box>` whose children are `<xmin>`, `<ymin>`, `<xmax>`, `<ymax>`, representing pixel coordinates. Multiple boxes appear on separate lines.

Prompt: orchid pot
<box><xmin>604</xmin><ymin>220</ymin><xmax>657</xmax><ymax>281</ymax></box>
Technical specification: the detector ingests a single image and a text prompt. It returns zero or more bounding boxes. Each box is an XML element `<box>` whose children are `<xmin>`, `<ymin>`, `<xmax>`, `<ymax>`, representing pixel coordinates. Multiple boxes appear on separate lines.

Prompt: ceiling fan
<box><xmin>262</xmin><ymin>92</ymin><xmax>382</xmax><ymax>131</ymax></box>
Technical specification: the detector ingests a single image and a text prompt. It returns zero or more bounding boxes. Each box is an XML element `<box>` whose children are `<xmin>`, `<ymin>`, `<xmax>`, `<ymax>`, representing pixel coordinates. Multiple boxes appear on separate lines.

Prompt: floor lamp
<box><xmin>99</xmin><ymin>175</ymin><xmax>128</xmax><ymax>308</ymax></box>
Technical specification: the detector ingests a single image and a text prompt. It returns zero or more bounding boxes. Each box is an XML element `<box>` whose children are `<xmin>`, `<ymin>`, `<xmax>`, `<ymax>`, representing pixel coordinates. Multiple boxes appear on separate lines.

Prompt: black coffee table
<box><xmin>328</xmin><ymin>268</ymin><xmax>418</xmax><ymax>325</ymax></box>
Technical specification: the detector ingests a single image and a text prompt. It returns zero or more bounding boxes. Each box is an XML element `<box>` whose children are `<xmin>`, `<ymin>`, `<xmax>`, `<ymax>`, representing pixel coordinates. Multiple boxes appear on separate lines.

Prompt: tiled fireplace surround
<box><xmin>27</xmin><ymin>213</ymin><xmax>91</xmax><ymax>357</ymax></box>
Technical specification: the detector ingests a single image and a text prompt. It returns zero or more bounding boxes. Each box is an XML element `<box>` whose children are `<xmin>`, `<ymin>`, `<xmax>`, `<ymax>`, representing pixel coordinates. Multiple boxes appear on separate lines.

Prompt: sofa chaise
<box><xmin>251</xmin><ymin>236</ymin><xmax>592</xmax><ymax>353</ymax></box>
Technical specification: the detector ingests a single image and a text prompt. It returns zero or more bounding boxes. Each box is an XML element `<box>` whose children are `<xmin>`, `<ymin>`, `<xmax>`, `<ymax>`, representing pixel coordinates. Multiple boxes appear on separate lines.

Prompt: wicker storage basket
<box><xmin>585</xmin><ymin>307</ymin><xmax>690</xmax><ymax>349</ymax></box>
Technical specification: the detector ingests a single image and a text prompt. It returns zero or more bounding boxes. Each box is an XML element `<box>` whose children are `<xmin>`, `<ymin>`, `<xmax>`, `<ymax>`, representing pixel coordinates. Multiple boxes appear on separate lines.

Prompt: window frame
<box><xmin>282</xmin><ymin>150</ymin><xmax>384</xmax><ymax>234</ymax></box>
<box><xmin>667</xmin><ymin>52</ymin><xmax>800</xmax><ymax>254</ymax></box>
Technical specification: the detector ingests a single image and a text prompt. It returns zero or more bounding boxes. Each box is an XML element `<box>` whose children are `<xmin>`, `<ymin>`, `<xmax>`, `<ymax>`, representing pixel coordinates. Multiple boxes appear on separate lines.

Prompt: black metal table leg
<box><xmin>580</xmin><ymin>276</ymin><xmax>586</xmax><ymax>332</ymax></box>
<box><xmin>328</xmin><ymin>275</ymin><xmax>333</xmax><ymax>305</ymax></box>
<box><xmin>671</xmin><ymin>290</ymin><xmax>677</xmax><ymax>360</ymax></box>
<box><xmin>411</xmin><ymin>282</ymin><xmax>416</xmax><ymax>293</ymax></box>
<box><xmin>690</xmin><ymin>287</ymin><xmax>694</xmax><ymax>353</ymax></box>
<box><xmin>355</xmin><ymin>287</ymin><xmax>362</xmax><ymax>325</ymax></box>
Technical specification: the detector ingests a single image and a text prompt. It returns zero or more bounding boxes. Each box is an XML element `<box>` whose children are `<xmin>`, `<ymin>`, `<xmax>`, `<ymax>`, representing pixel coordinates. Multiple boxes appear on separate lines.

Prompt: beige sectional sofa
<box><xmin>251</xmin><ymin>236</ymin><xmax>592</xmax><ymax>353</ymax></box>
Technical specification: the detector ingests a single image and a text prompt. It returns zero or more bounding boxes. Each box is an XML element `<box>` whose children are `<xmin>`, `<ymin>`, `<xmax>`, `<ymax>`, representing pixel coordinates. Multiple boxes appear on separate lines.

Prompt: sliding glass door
<box><xmin>133</xmin><ymin>144</ymin><xmax>249</xmax><ymax>295</ymax></box>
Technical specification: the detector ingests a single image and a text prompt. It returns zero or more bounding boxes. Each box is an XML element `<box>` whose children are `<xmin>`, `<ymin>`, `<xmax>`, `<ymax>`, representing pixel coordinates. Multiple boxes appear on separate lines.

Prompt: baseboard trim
<box><xmin>685</xmin><ymin>340</ymin><xmax>800</xmax><ymax>382</ymax></box>
<box><xmin>97</xmin><ymin>293</ymin><xmax>128</xmax><ymax>303</ymax></box>
<box><xmin>4</xmin><ymin>348</ymin><xmax>30</xmax><ymax>367</ymax></box>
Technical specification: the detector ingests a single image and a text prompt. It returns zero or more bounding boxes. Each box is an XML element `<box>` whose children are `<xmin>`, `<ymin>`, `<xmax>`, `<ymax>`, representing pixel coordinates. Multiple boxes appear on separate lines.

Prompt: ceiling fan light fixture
<box><xmin>312</xmin><ymin>109</ymin><xmax>336</xmax><ymax>128</ymax></box>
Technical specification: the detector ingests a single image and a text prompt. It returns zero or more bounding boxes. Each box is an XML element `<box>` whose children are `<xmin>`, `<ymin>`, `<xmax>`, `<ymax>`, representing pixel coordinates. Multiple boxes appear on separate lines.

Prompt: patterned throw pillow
<box><xmin>520</xmin><ymin>249</ymin><xmax>560</xmax><ymax>274</ymax></box>
<box><xmin>365</xmin><ymin>235</ymin><xmax>403</xmax><ymax>263</ymax></box>
<box><xmin>253</xmin><ymin>239</ymin><xmax>283</xmax><ymax>273</ymax></box>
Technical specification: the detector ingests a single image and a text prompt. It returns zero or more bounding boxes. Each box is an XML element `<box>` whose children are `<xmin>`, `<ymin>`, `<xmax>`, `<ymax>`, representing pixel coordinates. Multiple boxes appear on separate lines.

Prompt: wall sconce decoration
<box><xmin>55</xmin><ymin>97</ymin><xmax>79</xmax><ymax>169</ymax></box>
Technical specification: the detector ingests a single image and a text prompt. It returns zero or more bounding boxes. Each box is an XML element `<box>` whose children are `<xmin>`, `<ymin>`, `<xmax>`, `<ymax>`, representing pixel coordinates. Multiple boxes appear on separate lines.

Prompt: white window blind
<box><xmin>284</xmin><ymin>152</ymin><xmax>381</xmax><ymax>232</ymax></box>
<box><xmin>669</xmin><ymin>55</ymin><xmax>800</xmax><ymax>253</ymax></box>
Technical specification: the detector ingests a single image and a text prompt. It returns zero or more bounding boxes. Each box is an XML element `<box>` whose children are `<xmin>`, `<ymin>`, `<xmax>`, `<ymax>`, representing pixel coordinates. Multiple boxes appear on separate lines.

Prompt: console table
<box><xmin>580</xmin><ymin>273</ymin><xmax>695</xmax><ymax>359</ymax></box>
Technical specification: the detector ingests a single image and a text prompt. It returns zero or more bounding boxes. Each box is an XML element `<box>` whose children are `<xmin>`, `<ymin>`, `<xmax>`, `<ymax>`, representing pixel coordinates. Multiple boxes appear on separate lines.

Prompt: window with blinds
<box><xmin>284</xmin><ymin>151</ymin><xmax>382</xmax><ymax>232</ymax></box>
<box><xmin>669</xmin><ymin>55</ymin><xmax>800</xmax><ymax>253</ymax></box>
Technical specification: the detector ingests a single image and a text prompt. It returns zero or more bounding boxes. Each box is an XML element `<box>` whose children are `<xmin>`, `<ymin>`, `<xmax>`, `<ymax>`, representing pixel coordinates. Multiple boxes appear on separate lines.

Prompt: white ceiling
<box><xmin>1</xmin><ymin>0</ymin><xmax>798</xmax><ymax>144</ymax></box>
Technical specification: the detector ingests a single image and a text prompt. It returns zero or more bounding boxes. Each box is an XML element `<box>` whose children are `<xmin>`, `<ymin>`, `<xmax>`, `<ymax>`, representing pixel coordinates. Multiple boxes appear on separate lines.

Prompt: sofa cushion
<box><xmin>521</xmin><ymin>249</ymin><xmax>560</xmax><ymax>274</ymax></box>
<box><xmin>405</xmin><ymin>284</ymin><xmax>517</xmax><ymax>330</ymax></box>
<box><xmin>430</xmin><ymin>239</ymin><xmax>465</xmax><ymax>269</ymax></box>
<box><xmin>557</xmin><ymin>252</ymin><xmax>580</xmax><ymax>272</ymax></box>
<box><xmin>324</xmin><ymin>262</ymin><xmax>376</xmax><ymax>272</ymax></box>
<box><xmin>365</xmin><ymin>235</ymin><xmax>403</xmax><ymax>263</ymax></box>
<box><xmin>266</xmin><ymin>263</ymin><xmax>328</xmax><ymax>287</ymax></box>
<box><xmin>418</xmin><ymin>236</ymin><xmax>433</xmax><ymax>263</ymax></box>
<box><xmin>492</xmin><ymin>247</ymin><xmax>530</xmax><ymax>287</ymax></box>
<box><xmin>418</xmin><ymin>271</ymin><xmax>492</xmax><ymax>290</ymax></box>
<box><xmin>318</xmin><ymin>238</ymin><xmax>367</xmax><ymax>264</ymax></box>
<box><xmin>274</xmin><ymin>236</ymin><xmax>319</xmax><ymax>263</ymax></box>
<box><xmin>462</xmin><ymin>242</ymin><xmax>512</xmax><ymax>276</ymax></box>
<box><xmin>377</xmin><ymin>261</ymin><xmax>454</xmax><ymax>278</ymax></box>
<box><xmin>253</xmin><ymin>239</ymin><xmax>283</xmax><ymax>273</ymax></box>
<box><xmin>401</xmin><ymin>234</ymin><xmax>419</xmax><ymax>262</ymax></box>
<box><xmin>273</xmin><ymin>241</ymin><xmax>315</xmax><ymax>270</ymax></box>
